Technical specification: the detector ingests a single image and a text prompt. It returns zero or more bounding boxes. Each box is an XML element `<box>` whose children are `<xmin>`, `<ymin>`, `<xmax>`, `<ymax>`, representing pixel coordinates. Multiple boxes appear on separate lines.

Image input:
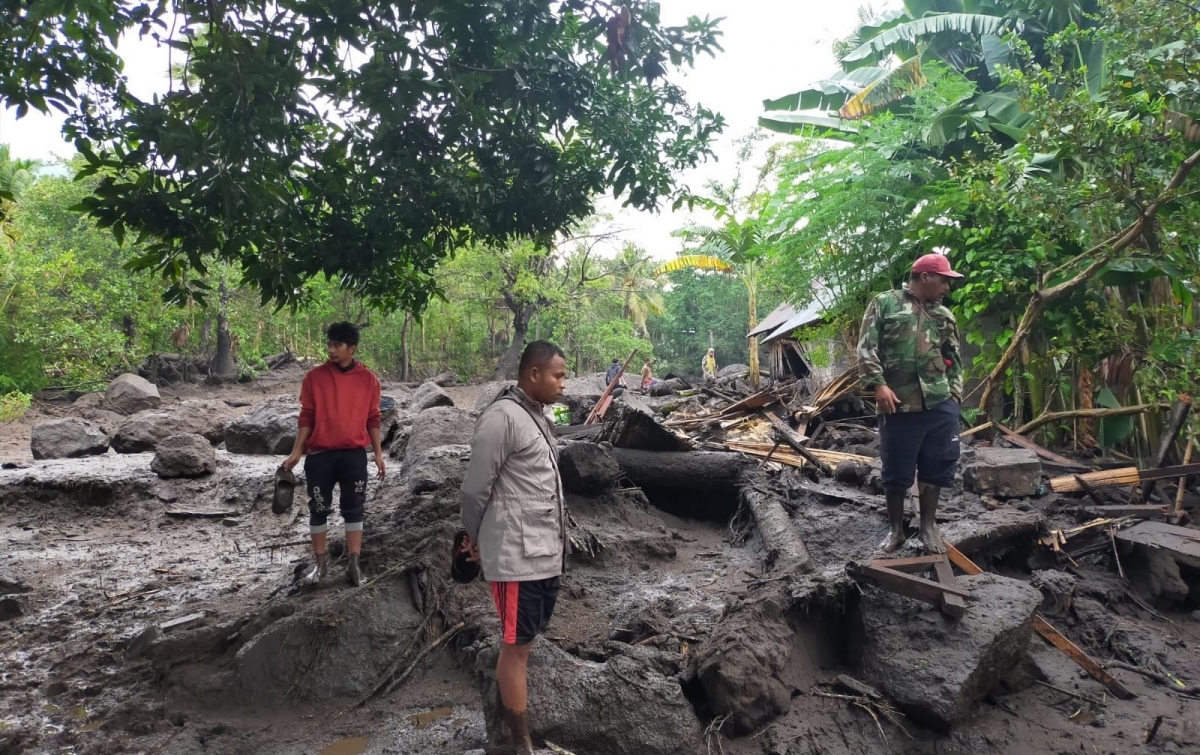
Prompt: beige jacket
<box><xmin>460</xmin><ymin>386</ymin><xmax>567</xmax><ymax>582</ymax></box>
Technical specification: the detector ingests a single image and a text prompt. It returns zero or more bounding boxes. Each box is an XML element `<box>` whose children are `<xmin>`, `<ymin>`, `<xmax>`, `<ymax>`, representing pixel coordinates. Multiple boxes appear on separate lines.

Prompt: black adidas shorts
<box><xmin>490</xmin><ymin>577</ymin><xmax>561</xmax><ymax>645</ymax></box>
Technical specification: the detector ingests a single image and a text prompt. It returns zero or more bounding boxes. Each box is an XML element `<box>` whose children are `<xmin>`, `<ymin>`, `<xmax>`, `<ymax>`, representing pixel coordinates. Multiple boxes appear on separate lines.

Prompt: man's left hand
<box><xmin>374</xmin><ymin>451</ymin><xmax>387</xmax><ymax>480</ymax></box>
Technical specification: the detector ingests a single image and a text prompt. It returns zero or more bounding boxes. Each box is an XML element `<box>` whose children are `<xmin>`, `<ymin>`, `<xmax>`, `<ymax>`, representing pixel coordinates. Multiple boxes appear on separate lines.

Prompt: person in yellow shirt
<box><xmin>701</xmin><ymin>348</ymin><xmax>717</xmax><ymax>381</ymax></box>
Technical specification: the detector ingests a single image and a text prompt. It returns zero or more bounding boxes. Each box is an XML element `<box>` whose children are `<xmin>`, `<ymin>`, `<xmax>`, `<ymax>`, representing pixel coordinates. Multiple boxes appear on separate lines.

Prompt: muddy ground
<box><xmin>2</xmin><ymin>372</ymin><xmax>1199</xmax><ymax>755</ymax></box>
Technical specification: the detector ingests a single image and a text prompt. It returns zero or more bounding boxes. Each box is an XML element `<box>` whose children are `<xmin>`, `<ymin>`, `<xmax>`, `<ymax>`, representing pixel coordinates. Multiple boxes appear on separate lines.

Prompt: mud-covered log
<box><xmin>741</xmin><ymin>485</ymin><xmax>814</xmax><ymax>573</ymax></box>
<box><xmin>610</xmin><ymin>449</ymin><xmax>746</xmax><ymax>495</ymax></box>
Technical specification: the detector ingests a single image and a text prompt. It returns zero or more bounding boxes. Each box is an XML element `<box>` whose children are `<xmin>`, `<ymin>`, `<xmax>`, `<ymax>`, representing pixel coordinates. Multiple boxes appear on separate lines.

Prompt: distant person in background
<box><xmin>640</xmin><ymin>359</ymin><xmax>656</xmax><ymax>391</ymax></box>
<box><xmin>281</xmin><ymin>321</ymin><xmax>386</xmax><ymax>586</ymax></box>
<box><xmin>604</xmin><ymin>357</ymin><xmax>626</xmax><ymax>397</ymax></box>
<box><xmin>702</xmin><ymin>348</ymin><xmax>718</xmax><ymax>381</ymax></box>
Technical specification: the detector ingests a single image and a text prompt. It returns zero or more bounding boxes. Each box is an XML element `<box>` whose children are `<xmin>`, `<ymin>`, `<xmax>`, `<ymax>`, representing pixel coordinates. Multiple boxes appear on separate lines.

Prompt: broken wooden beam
<box><xmin>1081</xmin><ymin>504</ymin><xmax>1168</xmax><ymax>519</ymax></box>
<box><xmin>868</xmin><ymin>555</ymin><xmax>945</xmax><ymax>574</ymax></box>
<box><xmin>934</xmin><ymin>558</ymin><xmax>966</xmax><ymax>619</ymax></box>
<box><xmin>610</xmin><ymin>449</ymin><xmax>745</xmax><ymax>496</ymax></box>
<box><xmin>160</xmin><ymin>612</ymin><xmax>206</xmax><ymax>632</ymax></box>
<box><xmin>1033</xmin><ymin>616</ymin><xmax>1138</xmax><ymax>700</ymax></box>
<box><xmin>848</xmin><ymin>561</ymin><xmax>971</xmax><ymax>606</ymax></box>
<box><xmin>1050</xmin><ymin>463</ymin><xmax>1200</xmax><ymax>493</ymax></box>
<box><xmin>765</xmin><ymin>413</ymin><xmax>833</xmax><ymax>476</ymax></box>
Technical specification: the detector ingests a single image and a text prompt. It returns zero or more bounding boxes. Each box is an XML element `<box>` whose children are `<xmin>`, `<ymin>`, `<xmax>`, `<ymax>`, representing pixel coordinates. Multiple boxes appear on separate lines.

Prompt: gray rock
<box><xmin>111</xmin><ymin>399</ymin><xmax>233</xmax><ymax>453</ymax></box>
<box><xmin>476</xmin><ymin>641</ymin><xmax>701</xmax><ymax>755</ymax></box>
<box><xmin>405</xmin><ymin>407</ymin><xmax>476</xmax><ymax>468</ymax></box>
<box><xmin>0</xmin><ymin>569</ymin><xmax>30</xmax><ymax>595</ymax></box>
<box><xmin>411</xmin><ymin>381</ymin><xmax>454</xmax><ymax>412</ymax></box>
<box><xmin>224</xmin><ymin>397</ymin><xmax>299</xmax><ymax>455</ymax></box>
<box><xmin>963</xmin><ymin>448</ymin><xmax>1041</xmax><ymax>498</ymax></box>
<box><xmin>1030</xmin><ymin>569</ymin><xmax>1078</xmax><ymax>615</ymax></box>
<box><xmin>404</xmin><ymin>444</ymin><xmax>471</xmax><ymax>494</ymax></box>
<box><xmin>559</xmin><ymin>442</ymin><xmax>620</xmax><ymax>495</ymax></box>
<box><xmin>474</xmin><ymin>381</ymin><xmax>515</xmax><ymax>412</ymax></box>
<box><xmin>104</xmin><ymin>373</ymin><xmax>162</xmax><ymax>414</ymax></box>
<box><xmin>78</xmin><ymin>408</ymin><xmax>126</xmax><ymax>436</ymax></box>
<box><xmin>30</xmin><ymin>418</ymin><xmax>110</xmax><ymax>460</ymax></box>
<box><xmin>432</xmin><ymin>370</ymin><xmax>458</xmax><ymax>387</ymax></box>
<box><xmin>151</xmin><ymin>434</ymin><xmax>217</xmax><ymax>478</ymax></box>
<box><xmin>834</xmin><ymin>459</ymin><xmax>864</xmax><ymax>485</ymax></box>
<box><xmin>717</xmin><ymin>363</ymin><xmax>749</xmax><ymax>379</ymax></box>
<box><xmin>692</xmin><ymin>594</ymin><xmax>793</xmax><ymax>735</ymax></box>
<box><xmin>126</xmin><ymin>624</ymin><xmax>161</xmax><ymax>659</ymax></box>
<box><xmin>857</xmin><ymin>573</ymin><xmax>1042</xmax><ymax>731</ymax></box>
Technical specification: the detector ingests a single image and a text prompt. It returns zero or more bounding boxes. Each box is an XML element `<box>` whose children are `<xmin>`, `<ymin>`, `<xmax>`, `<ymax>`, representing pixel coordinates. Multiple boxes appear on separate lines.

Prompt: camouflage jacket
<box><xmin>857</xmin><ymin>287</ymin><xmax>963</xmax><ymax>413</ymax></box>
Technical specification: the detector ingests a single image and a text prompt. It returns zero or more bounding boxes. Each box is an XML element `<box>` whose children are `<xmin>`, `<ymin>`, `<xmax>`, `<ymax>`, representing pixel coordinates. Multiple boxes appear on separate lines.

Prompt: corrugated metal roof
<box><xmin>746</xmin><ymin>301</ymin><xmax>799</xmax><ymax>338</ymax></box>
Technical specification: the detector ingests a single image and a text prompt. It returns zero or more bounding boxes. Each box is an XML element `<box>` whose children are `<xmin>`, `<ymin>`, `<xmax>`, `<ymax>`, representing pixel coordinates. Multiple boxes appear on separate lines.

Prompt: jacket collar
<box><xmin>508</xmin><ymin>385</ymin><xmax>544</xmax><ymax>413</ymax></box>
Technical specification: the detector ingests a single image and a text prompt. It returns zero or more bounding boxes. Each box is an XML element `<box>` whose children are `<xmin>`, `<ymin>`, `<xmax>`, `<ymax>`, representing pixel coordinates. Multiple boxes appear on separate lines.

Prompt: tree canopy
<box><xmin>1</xmin><ymin>1</ymin><xmax>724</xmax><ymax>310</ymax></box>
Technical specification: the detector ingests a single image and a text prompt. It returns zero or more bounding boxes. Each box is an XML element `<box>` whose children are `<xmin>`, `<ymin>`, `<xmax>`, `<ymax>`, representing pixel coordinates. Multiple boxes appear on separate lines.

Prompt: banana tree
<box><xmin>653</xmin><ymin>217</ymin><xmax>771</xmax><ymax>388</ymax></box>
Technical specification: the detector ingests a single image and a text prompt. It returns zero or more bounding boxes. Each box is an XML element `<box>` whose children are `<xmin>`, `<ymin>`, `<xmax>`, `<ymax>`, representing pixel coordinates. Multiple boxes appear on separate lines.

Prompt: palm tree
<box><xmin>0</xmin><ymin>145</ymin><xmax>41</xmax><ymax>239</ymax></box>
<box><xmin>613</xmin><ymin>243</ymin><xmax>664</xmax><ymax>339</ymax></box>
<box><xmin>654</xmin><ymin>216</ymin><xmax>772</xmax><ymax>388</ymax></box>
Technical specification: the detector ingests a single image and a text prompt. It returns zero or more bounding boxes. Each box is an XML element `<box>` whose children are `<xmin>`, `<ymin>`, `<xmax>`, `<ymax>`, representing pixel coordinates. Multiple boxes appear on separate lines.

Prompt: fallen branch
<box><xmin>1108</xmin><ymin>661</ymin><xmax>1200</xmax><ymax>695</ymax></box>
<box><xmin>1015</xmin><ymin>404</ymin><xmax>1167</xmax><ymax>437</ymax></box>
<box><xmin>353</xmin><ymin>620</ymin><xmax>467</xmax><ymax>708</ymax></box>
<box><xmin>980</xmin><ymin>146</ymin><xmax>1200</xmax><ymax>414</ymax></box>
<box><xmin>1034</xmin><ymin>680</ymin><xmax>1106</xmax><ymax>707</ymax></box>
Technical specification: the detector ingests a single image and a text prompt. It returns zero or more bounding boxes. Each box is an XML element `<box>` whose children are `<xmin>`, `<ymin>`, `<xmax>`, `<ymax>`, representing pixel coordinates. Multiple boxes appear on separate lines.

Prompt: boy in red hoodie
<box><xmin>281</xmin><ymin>322</ymin><xmax>385</xmax><ymax>586</ymax></box>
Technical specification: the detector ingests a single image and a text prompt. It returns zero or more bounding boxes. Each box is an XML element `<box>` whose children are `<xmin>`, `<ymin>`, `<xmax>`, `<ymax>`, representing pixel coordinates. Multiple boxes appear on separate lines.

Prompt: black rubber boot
<box><xmin>918</xmin><ymin>485</ymin><xmax>946</xmax><ymax>554</ymax></box>
<box><xmin>880</xmin><ymin>490</ymin><xmax>908</xmax><ymax>553</ymax></box>
<box><xmin>345</xmin><ymin>553</ymin><xmax>362</xmax><ymax>586</ymax></box>
<box><xmin>482</xmin><ymin>688</ymin><xmax>514</xmax><ymax>755</ymax></box>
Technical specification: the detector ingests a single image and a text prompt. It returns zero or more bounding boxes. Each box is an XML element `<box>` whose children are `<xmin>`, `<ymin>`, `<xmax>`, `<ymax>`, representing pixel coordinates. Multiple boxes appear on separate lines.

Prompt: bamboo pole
<box><xmin>1174</xmin><ymin>433</ymin><xmax>1195</xmax><ymax>520</ymax></box>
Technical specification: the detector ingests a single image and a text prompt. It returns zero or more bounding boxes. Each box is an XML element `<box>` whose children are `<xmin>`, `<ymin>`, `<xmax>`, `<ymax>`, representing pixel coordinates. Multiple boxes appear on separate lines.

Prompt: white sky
<box><xmin>0</xmin><ymin>1</ymin><xmax>896</xmax><ymax>258</ymax></box>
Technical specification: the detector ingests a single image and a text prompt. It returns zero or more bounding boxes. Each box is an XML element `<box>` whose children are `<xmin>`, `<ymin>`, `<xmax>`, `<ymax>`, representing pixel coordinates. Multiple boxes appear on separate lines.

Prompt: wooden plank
<box><xmin>944</xmin><ymin>541</ymin><xmax>984</xmax><ymax>575</ymax></box>
<box><xmin>1032</xmin><ymin>616</ymin><xmax>1137</xmax><ymax>700</ymax></box>
<box><xmin>993</xmin><ymin>422</ymin><xmax>1089</xmax><ymax>468</ymax></box>
<box><xmin>1115</xmin><ymin>520</ymin><xmax>1200</xmax><ymax>564</ymax></box>
<box><xmin>868</xmin><ymin>555</ymin><xmax>945</xmax><ymax>574</ymax></box>
<box><xmin>849</xmin><ymin>563</ymin><xmax>972</xmax><ymax>606</ymax></box>
<box><xmin>960</xmin><ymin>423</ymin><xmax>992</xmax><ymax>439</ymax></box>
<box><xmin>165</xmin><ymin>505</ymin><xmax>240</xmax><ymax>518</ymax></box>
<box><xmin>934</xmin><ymin>557</ymin><xmax>966</xmax><ymax>619</ymax></box>
<box><xmin>160</xmin><ymin>612</ymin><xmax>206</xmax><ymax>632</ymax></box>
<box><xmin>721</xmin><ymin>389</ymin><xmax>782</xmax><ymax>416</ymax></box>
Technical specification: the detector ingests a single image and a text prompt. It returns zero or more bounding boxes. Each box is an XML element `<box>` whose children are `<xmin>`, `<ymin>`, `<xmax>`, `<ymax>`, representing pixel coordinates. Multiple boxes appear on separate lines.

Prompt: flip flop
<box><xmin>272</xmin><ymin>467</ymin><xmax>297</xmax><ymax>515</ymax></box>
<box><xmin>450</xmin><ymin>530</ymin><xmax>481</xmax><ymax>584</ymax></box>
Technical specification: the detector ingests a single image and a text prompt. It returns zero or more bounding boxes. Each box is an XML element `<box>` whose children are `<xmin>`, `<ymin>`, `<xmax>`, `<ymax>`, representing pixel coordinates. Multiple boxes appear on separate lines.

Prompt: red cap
<box><xmin>911</xmin><ymin>253</ymin><xmax>963</xmax><ymax>278</ymax></box>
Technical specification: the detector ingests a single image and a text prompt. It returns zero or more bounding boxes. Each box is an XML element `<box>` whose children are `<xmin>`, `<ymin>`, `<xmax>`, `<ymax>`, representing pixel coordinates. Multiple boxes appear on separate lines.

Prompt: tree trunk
<box><xmin>122</xmin><ymin>315</ymin><xmax>136</xmax><ymax>350</ymax></box>
<box><xmin>211</xmin><ymin>280</ymin><xmax>237</xmax><ymax>380</ymax></box>
<box><xmin>399</xmin><ymin>312</ymin><xmax>412</xmax><ymax>382</ymax></box>
<box><xmin>741</xmin><ymin>483</ymin><xmax>815</xmax><ymax>573</ymax></box>
<box><xmin>746</xmin><ymin>276</ymin><xmax>760</xmax><ymax>388</ymax></box>
<box><xmin>494</xmin><ymin>307</ymin><xmax>530</xmax><ymax>380</ymax></box>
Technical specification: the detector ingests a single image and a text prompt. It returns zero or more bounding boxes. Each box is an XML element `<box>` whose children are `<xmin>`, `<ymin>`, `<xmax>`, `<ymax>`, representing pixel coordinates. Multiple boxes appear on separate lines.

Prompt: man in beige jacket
<box><xmin>461</xmin><ymin>340</ymin><xmax>568</xmax><ymax>755</ymax></box>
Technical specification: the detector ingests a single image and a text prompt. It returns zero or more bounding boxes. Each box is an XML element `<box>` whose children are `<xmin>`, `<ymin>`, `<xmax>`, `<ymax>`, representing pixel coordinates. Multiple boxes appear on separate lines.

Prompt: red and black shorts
<box><xmin>490</xmin><ymin>577</ymin><xmax>561</xmax><ymax>646</ymax></box>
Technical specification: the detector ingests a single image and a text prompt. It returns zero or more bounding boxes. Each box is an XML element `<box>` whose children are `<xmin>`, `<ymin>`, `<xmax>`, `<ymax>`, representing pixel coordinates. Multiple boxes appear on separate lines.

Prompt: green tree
<box><xmin>613</xmin><ymin>242</ymin><xmax>665</xmax><ymax>338</ymax></box>
<box><xmin>3</xmin><ymin>1</ymin><xmax>725</xmax><ymax>311</ymax></box>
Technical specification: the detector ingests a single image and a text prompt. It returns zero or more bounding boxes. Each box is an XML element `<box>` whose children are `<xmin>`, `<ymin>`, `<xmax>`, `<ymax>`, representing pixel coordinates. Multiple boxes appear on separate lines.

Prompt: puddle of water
<box><xmin>409</xmin><ymin>706</ymin><xmax>453</xmax><ymax>729</ymax></box>
<box><xmin>317</xmin><ymin>736</ymin><xmax>369</xmax><ymax>755</ymax></box>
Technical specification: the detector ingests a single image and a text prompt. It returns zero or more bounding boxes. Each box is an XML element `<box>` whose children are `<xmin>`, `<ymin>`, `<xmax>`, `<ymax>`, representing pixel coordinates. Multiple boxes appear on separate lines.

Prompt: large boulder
<box><xmin>404</xmin><ymin>407</ymin><xmax>475</xmax><ymax>466</ymax></box>
<box><xmin>104</xmin><ymin>373</ymin><xmax>162</xmax><ymax>415</ymax></box>
<box><xmin>403</xmin><ymin>444</ymin><xmax>471</xmax><ymax>495</ymax></box>
<box><xmin>559</xmin><ymin>442</ymin><xmax>620</xmax><ymax>495</ymax></box>
<box><xmin>474</xmin><ymin>381</ymin><xmax>515</xmax><ymax>412</ymax></box>
<box><xmin>151</xmin><ymin>433</ymin><xmax>217</xmax><ymax>478</ymax></box>
<box><xmin>432</xmin><ymin>370</ymin><xmax>458</xmax><ymax>387</ymax></box>
<box><xmin>224</xmin><ymin>397</ymin><xmax>299</xmax><ymax>455</ymax></box>
<box><xmin>716</xmin><ymin>364</ymin><xmax>749</xmax><ymax>379</ymax></box>
<box><xmin>963</xmin><ymin>448</ymin><xmax>1042</xmax><ymax>498</ymax></box>
<box><xmin>691</xmin><ymin>594</ymin><xmax>793</xmax><ymax>735</ymax></box>
<box><xmin>410</xmin><ymin>381</ymin><xmax>454</xmax><ymax>412</ymax></box>
<box><xmin>856</xmin><ymin>573</ymin><xmax>1042</xmax><ymax>730</ymax></box>
<box><xmin>30</xmin><ymin>418</ymin><xmax>110</xmax><ymax>460</ymax></box>
<box><xmin>477</xmin><ymin>641</ymin><xmax>701</xmax><ymax>755</ymax></box>
<box><xmin>111</xmin><ymin>400</ymin><xmax>234</xmax><ymax>453</ymax></box>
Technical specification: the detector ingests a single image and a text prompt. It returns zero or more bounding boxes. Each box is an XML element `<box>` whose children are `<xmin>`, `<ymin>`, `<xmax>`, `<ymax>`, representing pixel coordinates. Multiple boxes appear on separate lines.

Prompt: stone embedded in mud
<box><xmin>692</xmin><ymin>593</ymin><xmax>794</xmax><ymax>735</ymax></box>
<box><xmin>433</xmin><ymin>370</ymin><xmax>458</xmax><ymax>387</ymax></box>
<box><xmin>224</xmin><ymin>397</ymin><xmax>299</xmax><ymax>455</ymax></box>
<box><xmin>0</xmin><ymin>596</ymin><xmax>24</xmax><ymax>621</ymax></box>
<box><xmin>105</xmin><ymin>373</ymin><xmax>162</xmax><ymax>415</ymax></box>
<box><xmin>404</xmin><ymin>444</ymin><xmax>472</xmax><ymax>494</ymax></box>
<box><xmin>0</xmin><ymin>568</ymin><xmax>31</xmax><ymax>595</ymax></box>
<box><xmin>411</xmin><ymin>380</ymin><xmax>455</xmax><ymax>412</ymax></box>
<box><xmin>834</xmin><ymin>459</ymin><xmax>864</xmax><ymax>485</ymax></box>
<box><xmin>30</xmin><ymin>418</ymin><xmax>110</xmax><ymax>460</ymax></box>
<box><xmin>963</xmin><ymin>448</ymin><xmax>1042</xmax><ymax>498</ymax></box>
<box><xmin>476</xmin><ymin>640</ymin><xmax>702</xmax><ymax>755</ymax></box>
<box><xmin>405</xmin><ymin>407</ymin><xmax>476</xmax><ymax>467</ymax></box>
<box><xmin>559</xmin><ymin>442</ymin><xmax>620</xmax><ymax>495</ymax></box>
<box><xmin>111</xmin><ymin>400</ymin><xmax>234</xmax><ymax>453</ymax></box>
<box><xmin>856</xmin><ymin>573</ymin><xmax>1042</xmax><ymax>731</ymax></box>
<box><xmin>151</xmin><ymin>434</ymin><xmax>217</xmax><ymax>478</ymax></box>
<box><xmin>1030</xmin><ymin>569</ymin><xmax>1078</xmax><ymax>615</ymax></box>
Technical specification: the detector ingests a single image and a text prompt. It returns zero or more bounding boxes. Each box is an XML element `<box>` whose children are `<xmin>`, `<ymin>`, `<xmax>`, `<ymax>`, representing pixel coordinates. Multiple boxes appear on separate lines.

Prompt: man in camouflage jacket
<box><xmin>857</xmin><ymin>254</ymin><xmax>964</xmax><ymax>553</ymax></box>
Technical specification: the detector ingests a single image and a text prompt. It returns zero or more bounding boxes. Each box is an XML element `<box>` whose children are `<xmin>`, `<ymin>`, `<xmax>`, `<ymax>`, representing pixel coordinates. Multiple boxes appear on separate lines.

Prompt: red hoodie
<box><xmin>298</xmin><ymin>361</ymin><xmax>382</xmax><ymax>453</ymax></box>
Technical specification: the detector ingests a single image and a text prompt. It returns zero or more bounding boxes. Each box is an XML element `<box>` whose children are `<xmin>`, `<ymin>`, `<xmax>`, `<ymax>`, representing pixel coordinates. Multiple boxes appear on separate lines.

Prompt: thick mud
<box><xmin>2</xmin><ymin>378</ymin><xmax>1200</xmax><ymax>755</ymax></box>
